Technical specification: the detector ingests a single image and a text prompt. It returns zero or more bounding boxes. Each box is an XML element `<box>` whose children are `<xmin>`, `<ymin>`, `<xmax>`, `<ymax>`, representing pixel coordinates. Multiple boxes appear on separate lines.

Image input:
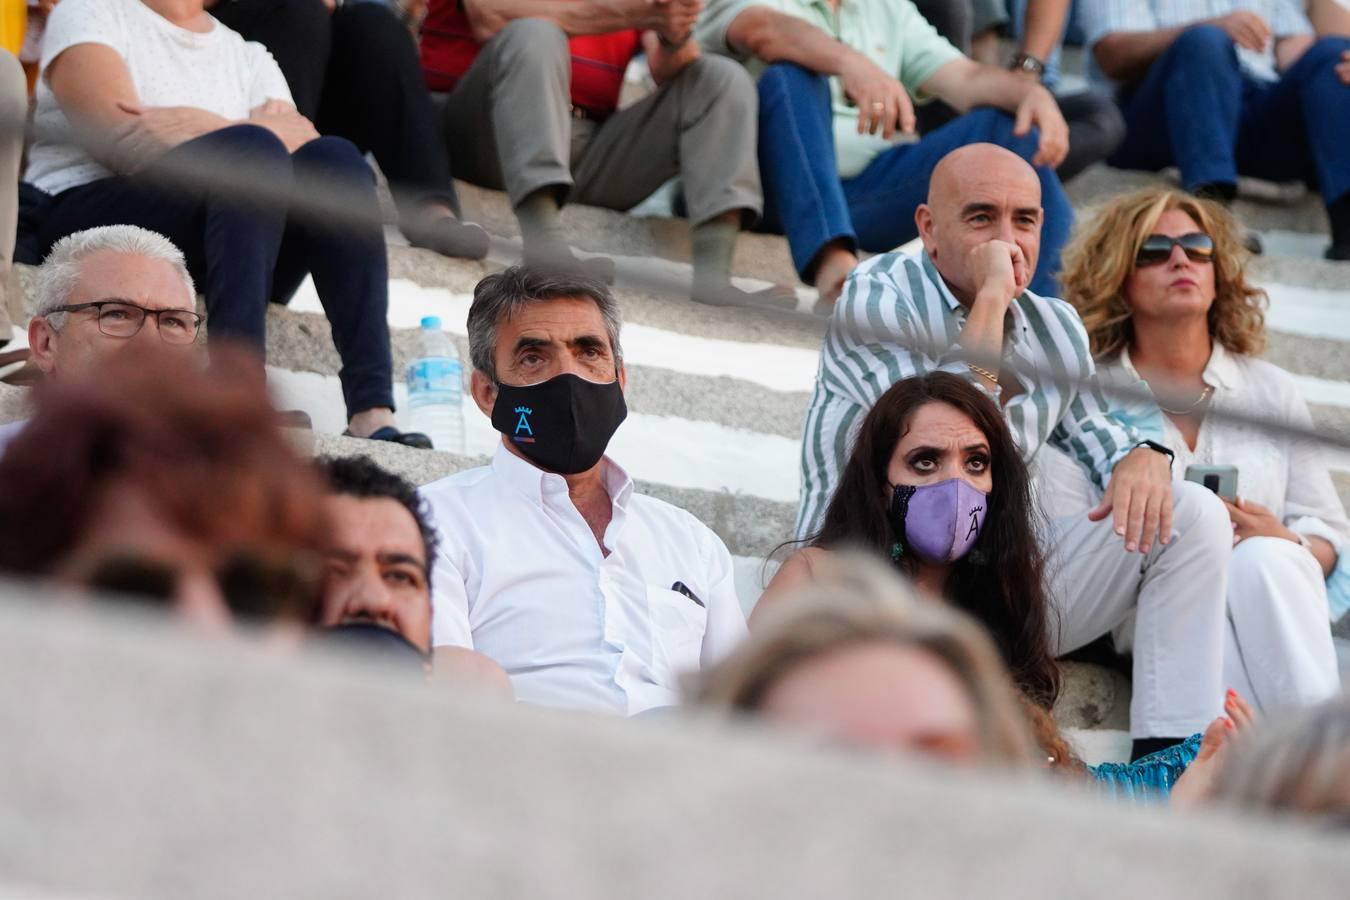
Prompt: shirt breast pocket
<box><xmin>647</xmin><ymin>585</ymin><xmax>708</xmax><ymax>685</ymax></box>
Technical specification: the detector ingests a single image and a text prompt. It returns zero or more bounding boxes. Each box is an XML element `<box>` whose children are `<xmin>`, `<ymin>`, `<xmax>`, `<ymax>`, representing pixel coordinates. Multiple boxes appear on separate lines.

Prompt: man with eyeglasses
<box><xmin>0</xmin><ymin>225</ymin><xmax>204</xmax><ymax>459</ymax></box>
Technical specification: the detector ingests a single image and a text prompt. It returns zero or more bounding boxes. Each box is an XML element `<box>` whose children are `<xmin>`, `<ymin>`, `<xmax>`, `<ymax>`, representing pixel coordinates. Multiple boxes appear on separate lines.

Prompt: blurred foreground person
<box><xmin>0</xmin><ymin>350</ymin><xmax>329</xmax><ymax>634</ymax></box>
<box><xmin>0</xmin><ymin>225</ymin><xmax>203</xmax><ymax>457</ymax></box>
<box><xmin>315</xmin><ymin>455</ymin><xmax>511</xmax><ymax>691</ymax></box>
<box><xmin>703</xmin><ymin>554</ymin><xmax>1249</xmax><ymax>801</ymax></box>
<box><xmin>1212</xmin><ymin>697</ymin><xmax>1350</xmax><ymax>828</ymax></box>
<box><xmin>698</xmin><ymin>554</ymin><xmax>1040</xmax><ymax>766</ymax></box>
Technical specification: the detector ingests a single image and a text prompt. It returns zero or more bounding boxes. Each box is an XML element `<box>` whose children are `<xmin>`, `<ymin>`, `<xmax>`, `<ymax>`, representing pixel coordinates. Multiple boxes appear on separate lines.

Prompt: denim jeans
<box><xmin>1112</xmin><ymin>25</ymin><xmax>1350</xmax><ymax>210</ymax></box>
<box><xmin>37</xmin><ymin>125</ymin><xmax>395</xmax><ymax>418</ymax></box>
<box><xmin>755</xmin><ymin>62</ymin><xmax>1073</xmax><ymax>297</ymax></box>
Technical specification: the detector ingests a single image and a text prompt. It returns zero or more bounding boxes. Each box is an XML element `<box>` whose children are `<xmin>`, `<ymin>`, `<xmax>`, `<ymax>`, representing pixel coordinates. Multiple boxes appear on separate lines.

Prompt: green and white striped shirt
<box><xmin>796</xmin><ymin>250</ymin><xmax>1140</xmax><ymax>539</ymax></box>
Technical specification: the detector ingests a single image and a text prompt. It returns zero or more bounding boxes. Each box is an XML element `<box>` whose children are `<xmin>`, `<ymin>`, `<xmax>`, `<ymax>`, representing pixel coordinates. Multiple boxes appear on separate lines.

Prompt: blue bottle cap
<box><xmin>420</xmin><ymin>316</ymin><xmax>442</xmax><ymax>330</ymax></box>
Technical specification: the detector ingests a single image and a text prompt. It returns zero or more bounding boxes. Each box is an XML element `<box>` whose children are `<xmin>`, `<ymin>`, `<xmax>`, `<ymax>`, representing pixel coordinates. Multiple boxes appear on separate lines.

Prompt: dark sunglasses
<box><xmin>85</xmin><ymin>551</ymin><xmax>322</xmax><ymax>623</ymax></box>
<box><xmin>1135</xmin><ymin>232</ymin><xmax>1215</xmax><ymax>267</ymax></box>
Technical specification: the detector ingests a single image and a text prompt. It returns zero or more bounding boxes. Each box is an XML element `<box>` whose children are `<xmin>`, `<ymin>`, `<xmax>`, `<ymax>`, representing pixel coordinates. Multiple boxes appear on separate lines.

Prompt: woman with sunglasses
<box><xmin>1061</xmin><ymin>188</ymin><xmax>1348</xmax><ymax>714</ymax></box>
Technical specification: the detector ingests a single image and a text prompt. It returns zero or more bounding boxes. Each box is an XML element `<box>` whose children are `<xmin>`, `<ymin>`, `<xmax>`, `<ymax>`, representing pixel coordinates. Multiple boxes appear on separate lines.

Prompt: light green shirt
<box><xmin>696</xmin><ymin>0</ymin><xmax>963</xmax><ymax>179</ymax></box>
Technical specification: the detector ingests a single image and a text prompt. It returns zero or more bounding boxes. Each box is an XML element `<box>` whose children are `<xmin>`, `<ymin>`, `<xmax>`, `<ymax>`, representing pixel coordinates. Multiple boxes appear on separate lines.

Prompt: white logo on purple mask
<box><xmin>889</xmin><ymin>478</ymin><xmax>988</xmax><ymax>564</ymax></box>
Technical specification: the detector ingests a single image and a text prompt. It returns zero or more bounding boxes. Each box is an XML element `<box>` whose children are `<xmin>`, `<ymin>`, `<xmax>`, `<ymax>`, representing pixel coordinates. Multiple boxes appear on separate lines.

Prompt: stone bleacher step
<box><xmin>1065</xmin><ymin>166</ymin><xmax>1333</xmax><ymax>238</ymax></box>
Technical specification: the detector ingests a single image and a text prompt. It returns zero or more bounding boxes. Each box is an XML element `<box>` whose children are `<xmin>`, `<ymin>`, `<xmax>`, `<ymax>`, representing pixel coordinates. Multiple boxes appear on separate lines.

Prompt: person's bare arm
<box><xmin>749</xmin><ymin>548</ymin><xmax>825</xmax><ymax>627</ymax></box>
<box><xmin>463</xmin><ymin>0</ymin><xmax>695</xmax><ymax>42</ymax></box>
<box><xmin>1093</xmin><ymin>11</ymin><xmax>1271</xmax><ymax>82</ymax></box>
<box><xmin>1018</xmin><ymin>0</ymin><xmax>1071</xmax><ymax>63</ymax></box>
<box><xmin>1309</xmin><ymin>0</ymin><xmax>1350</xmax><ymax>37</ymax></box>
<box><xmin>643</xmin><ymin>30</ymin><xmax>701</xmax><ymax>85</ymax></box>
<box><xmin>433</xmin><ymin>646</ymin><xmax>515</xmax><ymax>698</ymax></box>
<box><xmin>919</xmin><ymin>57</ymin><xmax>1067</xmax><ymax>166</ymax></box>
<box><xmin>726</xmin><ymin>6</ymin><xmax>915</xmax><ymax>135</ymax></box>
<box><xmin>47</xmin><ymin>43</ymin><xmax>228</xmax><ymax>169</ymax></box>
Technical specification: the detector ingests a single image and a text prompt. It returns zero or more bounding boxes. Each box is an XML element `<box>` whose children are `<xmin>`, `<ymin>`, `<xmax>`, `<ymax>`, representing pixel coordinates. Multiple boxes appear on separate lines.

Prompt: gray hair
<box><xmin>466</xmin><ymin>266</ymin><xmax>623</xmax><ymax>382</ymax></box>
<box><xmin>35</xmin><ymin>225</ymin><xmax>197</xmax><ymax>329</ymax></box>
<box><xmin>1212</xmin><ymin>697</ymin><xmax>1350</xmax><ymax>826</ymax></box>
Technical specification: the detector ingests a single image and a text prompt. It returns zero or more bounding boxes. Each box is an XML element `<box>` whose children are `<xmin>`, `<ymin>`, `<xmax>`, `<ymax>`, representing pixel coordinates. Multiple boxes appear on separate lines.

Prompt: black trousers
<box><xmin>38</xmin><ymin>126</ymin><xmax>395</xmax><ymax>418</ymax></box>
<box><xmin>212</xmin><ymin>0</ymin><xmax>461</xmax><ymax>216</ymax></box>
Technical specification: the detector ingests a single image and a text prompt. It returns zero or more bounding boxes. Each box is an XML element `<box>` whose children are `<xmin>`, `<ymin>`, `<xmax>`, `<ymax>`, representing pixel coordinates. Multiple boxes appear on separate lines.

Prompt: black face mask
<box><xmin>490</xmin><ymin>373</ymin><xmax>627</xmax><ymax>475</ymax></box>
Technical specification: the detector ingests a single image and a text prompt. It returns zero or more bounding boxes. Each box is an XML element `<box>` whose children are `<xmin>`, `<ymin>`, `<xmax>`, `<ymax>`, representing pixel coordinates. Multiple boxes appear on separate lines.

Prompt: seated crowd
<box><xmin>0</xmin><ymin>0</ymin><xmax>1346</xmax><ymax>832</ymax></box>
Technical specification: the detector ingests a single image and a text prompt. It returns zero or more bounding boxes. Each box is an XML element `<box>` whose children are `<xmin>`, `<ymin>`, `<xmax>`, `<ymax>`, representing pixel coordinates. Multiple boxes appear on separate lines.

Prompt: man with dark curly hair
<box><xmin>317</xmin><ymin>455</ymin><xmax>512</xmax><ymax>691</ymax></box>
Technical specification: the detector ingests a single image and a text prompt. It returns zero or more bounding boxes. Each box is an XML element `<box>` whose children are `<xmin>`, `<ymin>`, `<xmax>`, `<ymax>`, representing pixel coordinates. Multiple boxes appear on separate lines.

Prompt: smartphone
<box><xmin>1184</xmin><ymin>464</ymin><xmax>1238</xmax><ymax>502</ymax></box>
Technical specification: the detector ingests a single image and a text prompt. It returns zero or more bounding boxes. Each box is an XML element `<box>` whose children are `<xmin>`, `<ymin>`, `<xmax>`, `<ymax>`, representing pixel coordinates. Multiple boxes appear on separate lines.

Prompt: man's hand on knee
<box><xmin>1012</xmin><ymin>85</ymin><xmax>1068</xmax><ymax>168</ymax></box>
<box><xmin>1208</xmin><ymin>10</ymin><xmax>1271</xmax><ymax>51</ymax></box>
<box><xmin>1090</xmin><ymin>446</ymin><xmax>1174</xmax><ymax>554</ymax></box>
<box><xmin>839</xmin><ymin>52</ymin><xmax>915</xmax><ymax>138</ymax></box>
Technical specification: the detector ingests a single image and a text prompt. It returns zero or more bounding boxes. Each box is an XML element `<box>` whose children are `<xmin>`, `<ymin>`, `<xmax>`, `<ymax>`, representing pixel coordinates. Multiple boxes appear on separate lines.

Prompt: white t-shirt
<box><xmin>26</xmin><ymin>0</ymin><xmax>293</xmax><ymax>196</ymax></box>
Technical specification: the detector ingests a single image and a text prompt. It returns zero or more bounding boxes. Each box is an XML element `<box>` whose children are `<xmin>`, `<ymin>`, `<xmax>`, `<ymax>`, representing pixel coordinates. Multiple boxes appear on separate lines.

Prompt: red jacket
<box><xmin>420</xmin><ymin>1</ymin><xmax>641</xmax><ymax>116</ymax></box>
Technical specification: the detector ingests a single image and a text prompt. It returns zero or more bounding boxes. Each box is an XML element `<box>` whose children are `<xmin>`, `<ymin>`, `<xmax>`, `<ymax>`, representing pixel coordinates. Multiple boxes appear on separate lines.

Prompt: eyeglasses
<box><xmin>47</xmin><ymin>300</ymin><xmax>204</xmax><ymax>344</ymax></box>
<box><xmin>1135</xmin><ymin>232</ymin><xmax>1215</xmax><ymax>267</ymax></box>
<box><xmin>84</xmin><ymin>551</ymin><xmax>322</xmax><ymax>623</ymax></box>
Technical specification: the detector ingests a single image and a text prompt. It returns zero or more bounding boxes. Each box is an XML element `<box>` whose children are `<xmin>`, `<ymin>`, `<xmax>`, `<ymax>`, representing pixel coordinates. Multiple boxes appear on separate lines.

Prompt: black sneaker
<box><xmin>346</xmin><ymin>426</ymin><xmax>434</xmax><ymax>450</ymax></box>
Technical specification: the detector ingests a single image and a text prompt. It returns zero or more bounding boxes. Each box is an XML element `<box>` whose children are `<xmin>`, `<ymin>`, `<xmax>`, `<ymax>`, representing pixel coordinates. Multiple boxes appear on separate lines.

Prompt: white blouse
<box><xmin>1100</xmin><ymin>342</ymin><xmax>1350</xmax><ymax>558</ymax></box>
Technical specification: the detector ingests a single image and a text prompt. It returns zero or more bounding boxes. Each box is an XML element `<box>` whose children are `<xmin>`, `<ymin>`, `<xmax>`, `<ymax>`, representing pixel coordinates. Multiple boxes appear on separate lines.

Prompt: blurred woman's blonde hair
<box><xmin>693</xmin><ymin>554</ymin><xmax>1040</xmax><ymax>766</ymax></box>
<box><xmin>1212</xmin><ymin>698</ymin><xmax>1350</xmax><ymax>827</ymax></box>
<box><xmin>1059</xmin><ymin>188</ymin><xmax>1268</xmax><ymax>360</ymax></box>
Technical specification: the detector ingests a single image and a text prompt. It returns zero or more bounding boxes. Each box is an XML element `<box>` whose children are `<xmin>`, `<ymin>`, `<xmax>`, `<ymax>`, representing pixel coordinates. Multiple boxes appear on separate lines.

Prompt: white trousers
<box><xmin>1036</xmin><ymin>448</ymin><xmax>1232</xmax><ymax>739</ymax></box>
<box><xmin>1222</xmin><ymin>536</ymin><xmax>1340</xmax><ymax>713</ymax></box>
<box><xmin>1035</xmin><ymin>448</ymin><xmax>1341</xmax><ymax>736</ymax></box>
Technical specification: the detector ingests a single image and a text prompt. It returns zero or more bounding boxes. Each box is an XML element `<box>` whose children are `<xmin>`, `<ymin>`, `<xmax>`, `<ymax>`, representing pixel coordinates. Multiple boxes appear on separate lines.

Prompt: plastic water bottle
<box><xmin>405</xmin><ymin>316</ymin><xmax>465</xmax><ymax>453</ymax></box>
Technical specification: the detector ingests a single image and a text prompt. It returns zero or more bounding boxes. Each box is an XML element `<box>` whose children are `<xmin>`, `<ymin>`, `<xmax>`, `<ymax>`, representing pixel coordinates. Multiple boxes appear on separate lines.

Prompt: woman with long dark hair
<box><xmin>761</xmin><ymin>371</ymin><xmax>1059</xmax><ymax>709</ymax></box>
<box><xmin>756</xmin><ymin>372</ymin><xmax>1254</xmax><ymax>795</ymax></box>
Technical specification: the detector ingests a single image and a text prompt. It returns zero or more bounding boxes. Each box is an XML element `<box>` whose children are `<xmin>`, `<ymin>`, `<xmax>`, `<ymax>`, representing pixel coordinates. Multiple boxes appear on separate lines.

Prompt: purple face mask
<box><xmin>888</xmin><ymin>478</ymin><xmax>988</xmax><ymax>564</ymax></box>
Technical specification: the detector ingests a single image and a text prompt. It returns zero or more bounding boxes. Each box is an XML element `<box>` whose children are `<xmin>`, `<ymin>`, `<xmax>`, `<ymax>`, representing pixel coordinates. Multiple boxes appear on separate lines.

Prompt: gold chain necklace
<box><xmin>1158</xmin><ymin>384</ymin><xmax>1214</xmax><ymax>416</ymax></box>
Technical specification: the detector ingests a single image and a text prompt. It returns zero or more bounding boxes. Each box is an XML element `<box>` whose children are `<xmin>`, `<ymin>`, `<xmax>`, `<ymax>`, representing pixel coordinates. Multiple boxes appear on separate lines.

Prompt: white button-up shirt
<box><xmin>1100</xmin><ymin>342</ymin><xmax>1350</xmax><ymax>555</ymax></box>
<box><xmin>421</xmin><ymin>445</ymin><xmax>748</xmax><ymax>716</ymax></box>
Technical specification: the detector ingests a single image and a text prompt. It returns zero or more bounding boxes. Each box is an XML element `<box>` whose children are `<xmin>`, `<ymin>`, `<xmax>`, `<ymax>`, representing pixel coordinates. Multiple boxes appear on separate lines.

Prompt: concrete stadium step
<box><xmin>455</xmin><ymin>181</ymin><xmax>795</xmax><ymax>287</ymax></box>
<box><xmin>454</xmin><ymin>165</ymin><xmax>1344</xmax><ymax>289</ymax></box>
<box><xmin>1065</xmin><ymin>166</ymin><xmax>1333</xmax><ymax>238</ymax></box>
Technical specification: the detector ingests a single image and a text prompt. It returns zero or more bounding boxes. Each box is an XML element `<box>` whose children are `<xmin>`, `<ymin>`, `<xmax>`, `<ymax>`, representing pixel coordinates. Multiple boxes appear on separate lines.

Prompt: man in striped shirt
<box><xmin>797</xmin><ymin>143</ymin><xmax>1235</xmax><ymax>754</ymax></box>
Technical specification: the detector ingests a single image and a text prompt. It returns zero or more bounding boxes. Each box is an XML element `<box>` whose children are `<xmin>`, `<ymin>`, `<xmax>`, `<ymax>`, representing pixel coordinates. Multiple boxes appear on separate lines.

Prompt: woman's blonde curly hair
<box><xmin>1059</xmin><ymin>188</ymin><xmax>1268</xmax><ymax>360</ymax></box>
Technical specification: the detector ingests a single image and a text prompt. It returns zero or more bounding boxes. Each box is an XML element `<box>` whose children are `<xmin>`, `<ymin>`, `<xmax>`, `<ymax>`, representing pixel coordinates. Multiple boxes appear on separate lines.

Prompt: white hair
<box><xmin>35</xmin><ymin>225</ymin><xmax>198</xmax><ymax>329</ymax></box>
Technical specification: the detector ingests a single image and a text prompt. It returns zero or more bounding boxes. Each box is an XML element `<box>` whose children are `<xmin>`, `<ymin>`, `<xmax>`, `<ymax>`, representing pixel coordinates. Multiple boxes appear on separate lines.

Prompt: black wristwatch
<box><xmin>1010</xmin><ymin>53</ymin><xmax>1047</xmax><ymax>79</ymax></box>
<box><xmin>1135</xmin><ymin>439</ymin><xmax>1175</xmax><ymax>470</ymax></box>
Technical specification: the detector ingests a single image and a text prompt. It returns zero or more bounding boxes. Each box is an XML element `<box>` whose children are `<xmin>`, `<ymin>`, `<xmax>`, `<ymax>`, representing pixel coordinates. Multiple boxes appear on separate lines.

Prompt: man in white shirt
<box><xmin>420</xmin><ymin>267</ymin><xmax>748</xmax><ymax>715</ymax></box>
<box><xmin>0</xmin><ymin>224</ymin><xmax>204</xmax><ymax>459</ymax></box>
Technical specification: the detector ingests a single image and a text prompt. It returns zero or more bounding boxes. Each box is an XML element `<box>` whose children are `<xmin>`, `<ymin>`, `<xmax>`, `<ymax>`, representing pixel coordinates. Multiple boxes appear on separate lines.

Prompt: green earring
<box><xmin>890</xmin><ymin>542</ymin><xmax>904</xmax><ymax>563</ymax></box>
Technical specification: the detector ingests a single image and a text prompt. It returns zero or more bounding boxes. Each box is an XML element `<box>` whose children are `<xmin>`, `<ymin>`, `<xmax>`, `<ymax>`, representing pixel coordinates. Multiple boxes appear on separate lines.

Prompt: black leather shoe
<box><xmin>346</xmin><ymin>426</ymin><xmax>434</xmax><ymax>450</ymax></box>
